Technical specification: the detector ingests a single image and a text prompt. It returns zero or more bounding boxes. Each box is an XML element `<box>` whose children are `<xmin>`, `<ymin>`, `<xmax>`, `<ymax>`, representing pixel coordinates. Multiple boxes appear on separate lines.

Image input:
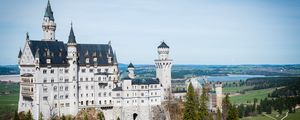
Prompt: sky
<box><xmin>0</xmin><ymin>0</ymin><xmax>300</xmax><ymax>65</ymax></box>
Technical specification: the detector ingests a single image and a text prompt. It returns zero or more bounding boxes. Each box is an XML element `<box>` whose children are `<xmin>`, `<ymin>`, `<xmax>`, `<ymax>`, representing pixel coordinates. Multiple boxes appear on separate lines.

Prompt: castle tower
<box><xmin>127</xmin><ymin>62</ymin><xmax>135</xmax><ymax>79</ymax></box>
<box><xmin>42</xmin><ymin>0</ymin><xmax>56</xmax><ymax>40</ymax></box>
<box><xmin>67</xmin><ymin>23</ymin><xmax>79</xmax><ymax>115</ymax></box>
<box><xmin>215</xmin><ymin>82</ymin><xmax>223</xmax><ymax>111</ymax></box>
<box><xmin>155</xmin><ymin>42</ymin><xmax>172</xmax><ymax>101</ymax></box>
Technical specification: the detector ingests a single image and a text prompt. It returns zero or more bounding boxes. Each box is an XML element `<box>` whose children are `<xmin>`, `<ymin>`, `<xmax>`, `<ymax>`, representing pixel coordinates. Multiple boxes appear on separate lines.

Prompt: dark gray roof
<box><xmin>128</xmin><ymin>62</ymin><xmax>134</xmax><ymax>68</ymax></box>
<box><xmin>21</xmin><ymin>73</ymin><xmax>33</xmax><ymax>77</ymax></box>
<box><xmin>132</xmin><ymin>78</ymin><xmax>159</xmax><ymax>85</ymax></box>
<box><xmin>158</xmin><ymin>42</ymin><xmax>169</xmax><ymax>48</ymax></box>
<box><xmin>67</xmin><ymin>25</ymin><xmax>76</xmax><ymax>44</ymax></box>
<box><xmin>44</xmin><ymin>0</ymin><xmax>54</xmax><ymax>21</ymax></box>
<box><xmin>27</xmin><ymin>40</ymin><xmax>117</xmax><ymax>66</ymax></box>
<box><xmin>76</xmin><ymin>44</ymin><xmax>115</xmax><ymax>65</ymax></box>
<box><xmin>18</xmin><ymin>49</ymin><xmax>22</xmax><ymax>58</ymax></box>
<box><xmin>29</xmin><ymin>40</ymin><xmax>68</xmax><ymax>65</ymax></box>
<box><xmin>112</xmin><ymin>87</ymin><xmax>122</xmax><ymax>91</ymax></box>
<box><xmin>113</xmin><ymin>51</ymin><xmax>118</xmax><ymax>64</ymax></box>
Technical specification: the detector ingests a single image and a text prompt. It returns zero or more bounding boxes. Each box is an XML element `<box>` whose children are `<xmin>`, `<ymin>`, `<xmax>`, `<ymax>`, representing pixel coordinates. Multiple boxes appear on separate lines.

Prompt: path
<box><xmin>281</xmin><ymin>112</ymin><xmax>289</xmax><ymax>120</ymax></box>
<box><xmin>262</xmin><ymin>113</ymin><xmax>277</xmax><ymax>120</ymax></box>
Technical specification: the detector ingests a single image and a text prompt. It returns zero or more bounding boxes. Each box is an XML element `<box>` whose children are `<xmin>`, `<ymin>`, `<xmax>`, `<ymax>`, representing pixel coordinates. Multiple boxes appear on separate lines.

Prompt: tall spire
<box><xmin>18</xmin><ymin>48</ymin><xmax>22</xmax><ymax>58</ymax></box>
<box><xmin>113</xmin><ymin>50</ymin><xmax>118</xmax><ymax>64</ymax></box>
<box><xmin>26</xmin><ymin>32</ymin><xmax>29</xmax><ymax>40</ymax></box>
<box><xmin>68</xmin><ymin>23</ymin><xmax>76</xmax><ymax>44</ymax></box>
<box><xmin>44</xmin><ymin>0</ymin><xmax>54</xmax><ymax>21</ymax></box>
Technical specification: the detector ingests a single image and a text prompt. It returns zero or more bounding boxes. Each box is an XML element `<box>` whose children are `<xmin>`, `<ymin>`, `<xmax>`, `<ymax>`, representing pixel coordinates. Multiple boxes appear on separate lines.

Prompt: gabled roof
<box><xmin>158</xmin><ymin>41</ymin><xmax>169</xmax><ymax>48</ymax></box>
<box><xmin>28</xmin><ymin>40</ymin><xmax>67</xmax><ymax>65</ymax></box>
<box><xmin>44</xmin><ymin>0</ymin><xmax>54</xmax><ymax>21</ymax></box>
<box><xmin>76</xmin><ymin>44</ymin><xmax>115</xmax><ymax>65</ymax></box>
<box><xmin>113</xmin><ymin>51</ymin><xmax>118</xmax><ymax>64</ymax></box>
<box><xmin>18</xmin><ymin>49</ymin><xmax>22</xmax><ymax>58</ymax></box>
<box><xmin>67</xmin><ymin>25</ymin><xmax>76</xmax><ymax>44</ymax></box>
<box><xmin>128</xmin><ymin>62</ymin><xmax>134</xmax><ymax>68</ymax></box>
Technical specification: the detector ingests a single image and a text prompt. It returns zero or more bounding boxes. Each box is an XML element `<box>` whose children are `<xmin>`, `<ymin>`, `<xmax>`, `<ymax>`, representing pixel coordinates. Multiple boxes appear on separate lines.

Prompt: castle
<box><xmin>17</xmin><ymin>1</ymin><xmax>222</xmax><ymax>120</ymax></box>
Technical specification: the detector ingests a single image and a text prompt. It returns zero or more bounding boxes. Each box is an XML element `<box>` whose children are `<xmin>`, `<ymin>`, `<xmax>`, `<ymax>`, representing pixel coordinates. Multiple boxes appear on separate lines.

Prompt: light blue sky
<box><xmin>0</xmin><ymin>0</ymin><xmax>299</xmax><ymax>65</ymax></box>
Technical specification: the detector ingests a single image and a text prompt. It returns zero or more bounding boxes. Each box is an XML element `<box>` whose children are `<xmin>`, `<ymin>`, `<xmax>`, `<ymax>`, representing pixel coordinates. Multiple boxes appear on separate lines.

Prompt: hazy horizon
<box><xmin>1</xmin><ymin>0</ymin><xmax>300</xmax><ymax>65</ymax></box>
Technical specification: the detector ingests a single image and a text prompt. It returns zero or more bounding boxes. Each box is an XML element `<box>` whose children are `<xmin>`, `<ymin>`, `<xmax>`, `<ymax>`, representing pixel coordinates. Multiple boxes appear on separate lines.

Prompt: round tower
<box><xmin>127</xmin><ymin>62</ymin><xmax>135</xmax><ymax>79</ymax></box>
<box><xmin>42</xmin><ymin>0</ymin><xmax>56</xmax><ymax>40</ymax></box>
<box><xmin>155</xmin><ymin>41</ymin><xmax>172</xmax><ymax>101</ymax></box>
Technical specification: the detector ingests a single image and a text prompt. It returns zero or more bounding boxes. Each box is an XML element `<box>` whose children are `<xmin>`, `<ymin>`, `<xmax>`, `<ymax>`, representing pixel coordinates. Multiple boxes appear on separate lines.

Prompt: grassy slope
<box><xmin>230</xmin><ymin>88</ymin><xmax>275</xmax><ymax>104</ymax></box>
<box><xmin>0</xmin><ymin>83</ymin><xmax>19</xmax><ymax>119</ymax></box>
<box><xmin>223</xmin><ymin>86</ymin><xmax>253</xmax><ymax>93</ymax></box>
<box><xmin>241</xmin><ymin>114</ymin><xmax>272</xmax><ymax>120</ymax></box>
<box><xmin>286</xmin><ymin>109</ymin><xmax>300</xmax><ymax>120</ymax></box>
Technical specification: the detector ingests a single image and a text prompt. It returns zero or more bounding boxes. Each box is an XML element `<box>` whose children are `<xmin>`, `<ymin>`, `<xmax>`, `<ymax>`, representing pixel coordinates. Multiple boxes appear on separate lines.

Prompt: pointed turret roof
<box><xmin>113</xmin><ymin>51</ymin><xmax>118</xmax><ymax>64</ymax></box>
<box><xmin>44</xmin><ymin>0</ymin><xmax>55</xmax><ymax>21</ymax></box>
<box><xmin>128</xmin><ymin>62</ymin><xmax>134</xmax><ymax>68</ymax></box>
<box><xmin>68</xmin><ymin>23</ymin><xmax>77</xmax><ymax>44</ymax></box>
<box><xmin>35</xmin><ymin>49</ymin><xmax>40</xmax><ymax>58</ymax></box>
<box><xmin>18</xmin><ymin>49</ymin><xmax>22</xmax><ymax>58</ymax></box>
<box><xmin>158</xmin><ymin>41</ymin><xmax>169</xmax><ymax>48</ymax></box>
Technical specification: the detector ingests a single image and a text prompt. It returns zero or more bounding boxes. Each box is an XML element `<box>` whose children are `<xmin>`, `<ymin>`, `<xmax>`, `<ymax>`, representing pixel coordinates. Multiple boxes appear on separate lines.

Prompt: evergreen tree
<box><xmin>238</xmin><ymin>104</ymin><xmax>245</xmax><ymax>118</ymax></box>
<box><xmin>39</xmin><ymin>112</ymin><xmax>43</xmax><ymax>120</ymax></box>
<box><xmin>13</xmin><ymin>111</ymin><xmax>19</xmax><ymax>120</ymax></box>
<box><xmin>116</xmin><ymin>117</ymin><xmax>120</xmax><ymax>120</ymax></box>
<box><xmin>98</xmin><ymin>111</ymin><xmax>105</xmax><ymax>120</ymax></box>
<box><xmin>222</xmin><ymin>94</ymin><xmax>231</xmax><ymax>120</ymax></box>
<box><xmin>216</xmin><ymin>108</ymin><xmax>222</xmax><ymax>120</ymax></box>
<box><xmin>25</xmin><ymin>110</ymin><xmax>33</xmax><ymax>120</ymax></box>
<box><xmin>183</xmin><ymin>83</ymin><xmax>197</xmax><ymax>120</ymax></box>
<box><xmin>84</xmin><ymin>113</ymin><xmax>89</xmax><ymax>120</ymax></box>
<box><xmin>227</xmin><ymin>105</ymin><xmax>239</xmax><ymax>120</ymax></box>
<box><xmin>61</xmin><ymin>114</ymin><xmax>66</xmax><ymax>120</ymax></box>
<box><xmin>198</xmin><ymin>85</ymin><xmax>209</xmax><ymax>120</ymax></box>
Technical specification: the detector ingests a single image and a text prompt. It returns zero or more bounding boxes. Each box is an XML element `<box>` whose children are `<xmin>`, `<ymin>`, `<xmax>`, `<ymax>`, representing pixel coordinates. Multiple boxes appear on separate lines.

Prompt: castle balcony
<box><xmin>78</xmin><ymin>104</ymin><xmax>113</xmax><ymax>110</ymax></box>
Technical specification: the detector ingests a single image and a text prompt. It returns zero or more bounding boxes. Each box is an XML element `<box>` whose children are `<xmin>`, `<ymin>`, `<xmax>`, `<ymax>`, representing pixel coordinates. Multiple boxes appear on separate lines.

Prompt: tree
<box><xmin>97</xmin><ymin>111</ymin><xmax>105</xmax><ymax>120</ymax></box>
<box><xmin>222</xmin><ymin>94</ymin><xmax>231</xmax><ymax>120</ymax></box>
<box><xmin>13</xmin><ymin>111</ymin><xmax>19</xmax><ymax>120</ymax></box>
<box><xmin>84</xmin><ymin>113</ymin><xmax>89</xmax><ymax>120</ymax></box>
<box><xmin>39</xmin><ymin>112</ymin><xmax>43</xmax><ymax>120</ymax></box>
<box><xmin>25</xmin><ymin>110</ymin><xmax>33</xmax><ymax>120</ymax></box>
<box><xmin>183</xmin><ymin>83</ymin><xmax>197</xmax><ymax>120</ymax></box>
<box><xmin>216</xmin><ymin>108</ymin><xmax>222</xmax><ymax>120</ymax></box>
<box><xmin>198</xmin><ymin>85</ymin><xmax>209</xmax><ymax>120</ymax></box>
<box><xmin>116</xmin><ymin>117</ymin><xmax>120</xmax><ymax>120</ymax></box>
<box><xmin>227</xmin><ymin>105</ymin><xmax>239</xmax><ymax>120</ymax></box>
<box><xmin>61</xmin><ymin>114</ymin><xmax>66</xmax><ymax>120</ymax></box>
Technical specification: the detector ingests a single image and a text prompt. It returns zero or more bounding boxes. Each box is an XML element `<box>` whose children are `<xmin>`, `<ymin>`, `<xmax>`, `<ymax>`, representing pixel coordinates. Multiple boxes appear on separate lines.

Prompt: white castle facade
<box><xmin>17</xmin><ymin>1</ymin><xmax>222</xmax><ymax>120</ymax></box>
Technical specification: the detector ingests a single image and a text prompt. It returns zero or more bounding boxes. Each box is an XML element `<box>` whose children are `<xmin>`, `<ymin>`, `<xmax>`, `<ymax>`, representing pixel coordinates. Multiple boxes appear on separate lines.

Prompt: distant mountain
<box><xmin>0</xmin><ymin>65</ymin><xmax>19</xmax><ymax>75</ymax></box>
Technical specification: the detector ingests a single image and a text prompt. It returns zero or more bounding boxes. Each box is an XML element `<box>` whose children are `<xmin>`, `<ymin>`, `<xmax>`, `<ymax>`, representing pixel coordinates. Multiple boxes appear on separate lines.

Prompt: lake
<box><xmin>207</xmin><ymin>74</ymin><xmax>266</xmax><ymax>82</ymax></box>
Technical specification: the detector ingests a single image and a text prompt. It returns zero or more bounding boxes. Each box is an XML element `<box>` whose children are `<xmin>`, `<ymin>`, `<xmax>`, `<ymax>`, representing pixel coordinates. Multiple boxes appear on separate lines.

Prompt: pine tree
<box><xmin>227</xmin><ymin>105</ymin><xmax>239</xmax><ymax>120</ymax></box>
<box><xmin>198</xmin><ymin>85</ymin><xmax>209</xmax><ymax>120</ymax></box>
<box><xmin>38</xmin><ymin>112</ymin><xmax>43</xmax><ymax>120</ymax></box>
<box><xmin>25</xmin><ymin>110</ymin><xmax>33</xmax><ymax>120</ymax></box>
<box><xmin>183</xmin><ymin>83</ymin><xmax>197</xmax><ymax>120</ymax></box>
<box><xmin>61</xmin><ymin>114</ymin><xmax>66</xmax><ymax>120</ymax></box>
<box><xmin>84</xmin><ymin>113</ymin><xmax>89</xmax><ymax>120</ymax></box>
<box><xmin>222</xmin><ymin>94</ymin><xmax>231</xmax><ymax>120</ymax></box>
<box><xmin>116</xmin><ymin>117</ymin><xmax>120</xmax><ymax>120</ymax></box>
<box><xmin>98</xmin><ymin>111</ymin><xmax>105</xmax><ymax>120</ymax></box>
<box><xmin>216</xmin><ymin>108</ymin><xmax>222</xmax><ymax>120</ymax></box>
<box><xmin>13</xmin><ymin>111</ymin><xmax>19</xmax><ymax>120</ymax></box>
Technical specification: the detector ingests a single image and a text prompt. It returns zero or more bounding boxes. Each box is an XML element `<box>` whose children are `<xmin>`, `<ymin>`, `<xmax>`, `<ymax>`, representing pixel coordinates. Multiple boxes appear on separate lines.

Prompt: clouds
<box><xmin>0</xmin><ymin>0</ymin><xmax>299</xmax><ymax>65</ymax></box>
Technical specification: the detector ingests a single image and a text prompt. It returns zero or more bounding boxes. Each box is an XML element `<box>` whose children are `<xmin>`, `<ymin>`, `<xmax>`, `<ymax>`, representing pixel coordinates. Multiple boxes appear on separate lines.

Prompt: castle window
<box><xmin>91</xmin><ymin>93</ymin><xmax>94</xmax><ymax>97</ymax></box>
<box><xmin>53</xmin><ymin>86</ymin><xmax>57</xmax><ymax>91</ymax></box>
<box><xmin>127</xmin><ymin>101</ymin><xmax>129</xmax><ymax>103</ymax></box>
<box><xmin>51</xmin><ymin>78</ymin><xmax>54</xmax><ymax>83</ymax></box>
<box><xmin>97</xmin><ymin>69</ymin><xmax>101</xmax><ymax>72</ymax></box>
<box><xmin>141</xmin><ymin>86</ymin><xmax>144</xmax><ymax>89</ymax></box>
<box><xmin>65</xmin><ymin>94</ymin><xmax>69</xmax><ymax>99</ymax></box>
<box><xmin>81</xmin><ymin>69</ymin><xmax>86</xmax><ymax>73</ymax></box>
<box><xmin>89</xmin><ymin>69</ymin><xmax>93</xmax><ymax>73</ymax></box>
<box><xmin>50</xmin><ymin>69</ymin><xmax>54</xmax><ymax>74</ymax></box>
<box><xmin>98</xmin><ymin>77</ymin><xmax>101</xmax><ymax>81</ymax></box>
<box><xmin>116</xmin><ymin>93</ymin><xmax>120</xmax><ymax>96</ymax></box>
<box><xmin>43</xmin><ymin>96</ymin><xmax>48</xmax><ymax>101</ymax></box>
<box><xmin>86</xmin><ymin>85</ymin><xmax>88</xmax><ymax>90</ymax></box>
<box><xmin>54</xmin><ymin>95</ymin><xmax>57</xmax><ymax>100</ymax></box>
<box><xmin>141</xmin><ymin>93</ymin><xmax>144</xmax><ymax>96</ymax></box>
<box><xmin>91</xmin><ymin>77</ymin><xmax>94</xmax><ymax>81</ymax></box>
<box><xmin>109</xmin><ymin>92</ymin><xmax>111</xmax><ymax>97</ymax></box>
<box><xmin>85</xmin><ymin>58</ymin><xmax>89</xmax><ymax>63</ymax></box>
<box><xmin>86</xmin><ymin>94</ymin><xmax>88</xmax><ymax>97</ymax></box>
<box><xmin>92</xmin><ymin>100</ymin><xmax>94</xmax><ymax>104</ymax></box>
<box><xmin>79</xmin><ymin>78</ymin><xmax>83</xmax><ymax>81</ymax></box>
<box><xmin>66</xmin><ymin>103</ymin><xmax>70</xmax><ymax>107</ymax></box>
<box><xmin>145</xmin><ymin>86</ymin><xmax>148</xmax><ymax>89</ymax></box>
<box><xmin>104</xmin><ymin>92</ymin><xmax>107</xmax><ymax>97</ymax></box>
<box><xmin>43</xmin><ymin>88</ymin><xmax>48</xmax><ymax>92</ymax></box>
<box><xmin>104</xmin><ymin>100</ymin><xmax>107</xmax><ymax>104</ymax></box>
<box><xmin>65</xmin><ymin>69</ymin><xmax>69</xmax><ymax>73</ymax></box>
<box><xmin>91</xmin><ymin>85</ymin><xmax>94</xmax><ymax>89</ymax></box>
<box><xmin>59</xmin><ymin>77</ymin><xmax>63</xmax><ymax>81</ymax></box>
<box><xmin>43</xmin><ymin>70</ymin><xmax>47</xmax><ymax>74</ymax></box>
<box><xmin>141</xmin><ymin>100</ymin><xmax>144</xmax><ymax>103</ymax></box>
<box><xmin>98</xmin><ymin>92</ymin><xmax>101</xmax><ymax>97</ymax></box>
<box><xmin>43</xmin><ymin>78</ymin><xmax>47</xmax><ymax>83</ymax></box>
<box><xmin>81</xmin><ymin>101</ymin><xmax>83</xmax><ymax>105</ymax></box>
<box><xmin>80</xmin><ymin>94</ymin><xmax>83</xmax><ymax>98</ymax></box>
<box><xmin>60</xmin><ymin>86</ymin><xmax>63</xmax><ymax>91</ymax></box>
<box><xmin>99</xmin><ymin>101</ymin><xmax>101</xmax><ymax>105</ymax></box>
<box><xmin>86</xmin><ymin>78</ymin><xmax>88</xmax><ymax>81</ymax></box>
<box><xmin>65</xmin><ymin>86</ymin><xmax>68</xmax><ymax>91</ymax></box>
<box><xmin>55</xmin><ymin>103</ymin><xmax>57</xmax><ymax>108</ymax></box>
<box><xmin>65</xmin><ymin>79</ymin><xmax>69</xmax><ymax>82</ymax></box>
